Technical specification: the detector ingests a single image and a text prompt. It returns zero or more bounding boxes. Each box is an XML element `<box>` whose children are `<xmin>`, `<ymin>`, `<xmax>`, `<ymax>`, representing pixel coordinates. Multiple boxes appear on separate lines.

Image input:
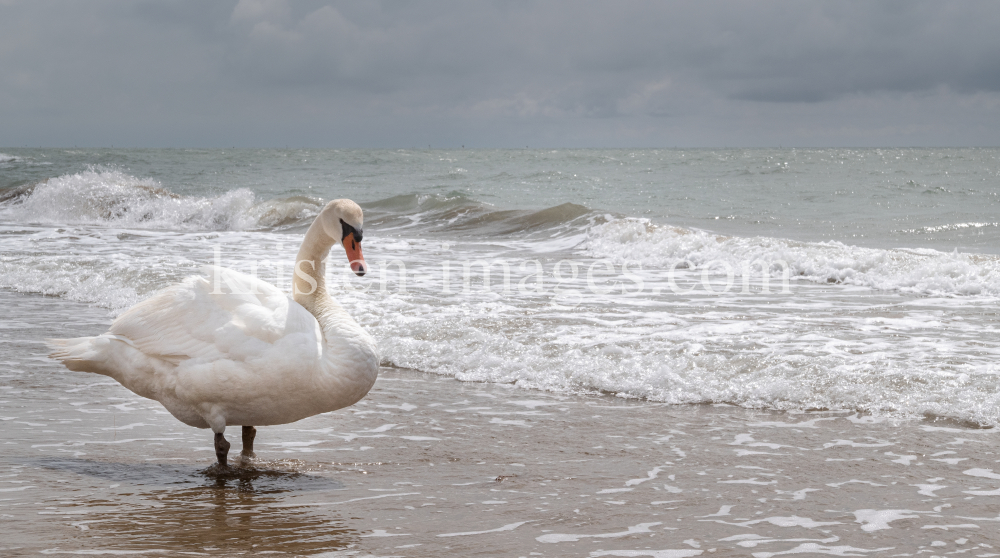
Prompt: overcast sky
<box><xmin>2</xmin><ymin>0</ymin><xmax>999</xmax><ymax>148</ymax></box>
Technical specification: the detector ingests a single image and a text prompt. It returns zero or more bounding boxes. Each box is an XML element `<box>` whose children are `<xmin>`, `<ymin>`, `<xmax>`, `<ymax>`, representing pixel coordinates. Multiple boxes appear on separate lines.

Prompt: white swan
<box><xmin>48</xmin><ymin>199</ymin><xmax>379</xmax><ymax>468</ymax></box>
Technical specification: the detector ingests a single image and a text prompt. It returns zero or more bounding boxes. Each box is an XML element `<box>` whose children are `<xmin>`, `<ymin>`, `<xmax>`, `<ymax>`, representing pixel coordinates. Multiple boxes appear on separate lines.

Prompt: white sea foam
<box><xmin>536</xmin><ymin>522</ymin><xmax>663</xmax><ymax>543</ymax></box>
<box><xmin>589</xmin><ymin>550</ymin><xmax>702</xmax><ymax>558</ymax></box>
<box><xmin>853</xmin><ymin>509</ymin><xmax>922</xmax><ymax>532</ymax></box>
<box><xmin>437</xmin><ymin>521</ymin><xmax>529</xmax><ymax>537</ymax></box>
<box><xmin>5</xmin><ymin>218</ymin><xmax>1000</xmax><ymax>426</ymax></box>
<box><xmin>371</xmin><ymin>288</ymin><xmax>1000</xmax><ymax>427</ymax></box>
<box><xmin>749</xmin><ymin>543</ymin><xmax>895</xmax><ymax>557</ymax></box>
<box><xmin>585</xmin><ymin>218</ymin><xmax>1000</xmax><ymax>297</ymax></box>
<box><xmin>0</xmin><ymin>226</ymin><xmax>301</xmax><ymax>312</ymax></box>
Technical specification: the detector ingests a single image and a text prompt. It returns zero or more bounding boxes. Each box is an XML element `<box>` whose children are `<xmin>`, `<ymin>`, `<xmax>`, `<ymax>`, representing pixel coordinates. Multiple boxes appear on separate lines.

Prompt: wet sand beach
<box><xmin>2</xmin><ymin>291</ymin><xmax>1000</xmax><ymax>557</ymax></box>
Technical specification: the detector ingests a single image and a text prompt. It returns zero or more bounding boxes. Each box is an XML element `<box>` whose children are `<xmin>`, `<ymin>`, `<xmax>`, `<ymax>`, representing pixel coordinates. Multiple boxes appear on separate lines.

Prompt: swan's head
<box><xmin>320</xmin><ymin>199</ymin><xmax>367</xmax><ymax>276</ymax></box>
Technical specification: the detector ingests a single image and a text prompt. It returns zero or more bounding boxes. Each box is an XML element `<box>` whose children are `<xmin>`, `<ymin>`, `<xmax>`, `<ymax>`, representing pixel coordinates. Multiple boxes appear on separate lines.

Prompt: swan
<box><xmin>47</xmin><ymin>199</ymin><xmax>379</xmax><ymax>468</ymax></box>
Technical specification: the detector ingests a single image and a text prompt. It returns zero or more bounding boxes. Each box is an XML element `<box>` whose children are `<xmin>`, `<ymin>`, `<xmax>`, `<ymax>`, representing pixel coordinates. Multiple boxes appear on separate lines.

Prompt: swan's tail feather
<box><xmin>46</xmin><ymin>336</ymin><xmax>108</xmax><ymax>373</ymax></box>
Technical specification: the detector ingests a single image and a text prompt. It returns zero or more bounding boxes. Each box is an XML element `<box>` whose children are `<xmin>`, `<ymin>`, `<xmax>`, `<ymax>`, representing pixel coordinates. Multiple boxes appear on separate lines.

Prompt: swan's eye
<box><xmin>340</xmin><ymin>219</ymin><xmax>363</xmax><ymax>243</ymax></box>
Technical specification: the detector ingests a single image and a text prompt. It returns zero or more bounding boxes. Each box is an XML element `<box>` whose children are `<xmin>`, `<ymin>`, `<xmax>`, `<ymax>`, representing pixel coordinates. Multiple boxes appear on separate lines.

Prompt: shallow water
<box><xmin>3</xmin><ymin>148</ymin><xmax>1000</xmax><ymax>425</ymax></box>
<box><xmin>3</xmin><ymin>292</ymin><xmax>1000</xmax><ymax>556</ymax></box>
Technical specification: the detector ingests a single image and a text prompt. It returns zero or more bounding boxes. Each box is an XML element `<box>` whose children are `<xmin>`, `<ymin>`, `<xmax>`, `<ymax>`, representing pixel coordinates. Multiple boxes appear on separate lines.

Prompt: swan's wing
<box><xmin>110</xmin><ymin>265</ymin><xmax>321</xmax><ymax>364</ymax></box>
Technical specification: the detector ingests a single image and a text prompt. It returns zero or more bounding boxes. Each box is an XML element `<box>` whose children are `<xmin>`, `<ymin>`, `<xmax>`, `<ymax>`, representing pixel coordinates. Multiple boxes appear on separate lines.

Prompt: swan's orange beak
<box><xmin>344</xmin><ymin>232</ymin><xmax>366</xmax><ymax>276</ymax></box>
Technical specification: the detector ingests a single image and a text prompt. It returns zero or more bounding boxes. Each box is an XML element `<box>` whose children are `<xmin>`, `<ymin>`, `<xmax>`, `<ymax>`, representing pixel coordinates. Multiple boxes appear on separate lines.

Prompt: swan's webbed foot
<box><xmin>214</xmin><ymin>432</ymin><xmax>231</xmax><ymax>468</ymax></box>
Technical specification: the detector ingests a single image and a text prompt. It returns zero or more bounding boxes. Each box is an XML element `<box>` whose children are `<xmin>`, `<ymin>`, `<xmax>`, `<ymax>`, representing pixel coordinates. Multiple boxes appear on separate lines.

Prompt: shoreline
<box><xmin>3</xmin><ymin>372</ymin><xmax>1000</xmax><ymax>555</ymax></box>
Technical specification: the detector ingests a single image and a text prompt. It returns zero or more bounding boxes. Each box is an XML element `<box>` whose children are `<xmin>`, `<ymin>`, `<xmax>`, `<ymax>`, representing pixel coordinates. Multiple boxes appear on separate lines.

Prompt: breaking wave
<box><xmin>364</xmin><ymin>192</ymin><xmax>594</xmax><ymax>236</ymax></box>
<box><xmin>0</xmin><ymin>170</ymin><xmax>597</xmax><ymax>238</ymax></box>
<box><xmin>585</xmin><ymin>218</ymin><xmax>1000</xmax><ymax>298</ymax></box>
<box><xmin>0</xmin><ymin>169</ymin><xmax>322</xmax><ymax>231</ymax></box>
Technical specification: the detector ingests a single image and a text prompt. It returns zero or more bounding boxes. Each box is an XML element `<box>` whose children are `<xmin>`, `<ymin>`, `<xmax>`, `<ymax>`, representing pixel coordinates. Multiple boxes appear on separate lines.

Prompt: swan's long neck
<box><xmin>293</xmin><ymin>219</ymin><xmax>336</xmax><ymax>309</ymax></box>
<box><xmin>291</xmin><ymin>218</ymin><xmax>371</xmax><ymax>348</ymax></box>
<box><xmin>291</xmin><ymin>209</ymin><xmax>379</xmax><ymax>404</ymax></box>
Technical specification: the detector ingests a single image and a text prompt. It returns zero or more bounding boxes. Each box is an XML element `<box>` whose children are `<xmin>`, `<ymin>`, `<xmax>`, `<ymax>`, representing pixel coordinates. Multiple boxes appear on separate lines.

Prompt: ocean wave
<box><xmin>897</xmin><ymin>222</ymin><xmax>1000</xmax><ymax>234</ymax></box>
<box><xmin>376</xmin><ymin>323</ymin><xmax>1000</xmax><ymax>426</ymax></box>
<box><xmin>0</xmin><ymin>169</ymin><xmax>322</xmax><ymax>231</ymax></box>
<box><xmin>0</xmin><ymin>170</ymin><xmax>595</xmax><ymax>240</ymax></box>
<box><xmin>0</xmin><ymin>152</ymin><xmax>50</xmax><ymax>168</ymax></box>
<box><xmin>0</xmin><ymin>226</ymin><xmax>304</xmax><ymax>313</ymax></box>
<box><xmin>0</xmin><ymin>253</ymin><xmax>157</xmax><ymax>313</ymax></box>
<box><xmin>363</xmin><ymin>193</ymin><xmax>595</xmax><ymax>237</ymax></box>
<box><xmin>0</xmin><ymin>152</ymin><xmax>27</xmax><ymax>168</ymax></box>
<box><xmin>365</xmin><ymin>191</ymin><xmax>487</xmax><ymax>214</ymax></box>
<box><xmin>585</xmin><ymin>218</ymin><xmax>1000</xmax><ymax>297</ymax></box>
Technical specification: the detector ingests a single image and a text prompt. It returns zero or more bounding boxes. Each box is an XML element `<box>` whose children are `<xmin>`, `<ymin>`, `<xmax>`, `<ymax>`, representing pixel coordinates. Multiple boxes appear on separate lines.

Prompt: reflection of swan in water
<box><xmin>48</xmin><ymin>199</ymin><xmax>379</xmax><ymax>468</ymax></box>
<box><xmin>127</xmin><ymin>484</ymin><xmax>354</xmax><ymax>552</ymax></box>
<box><xmin>36</xmin><ymin>458</ymin><xmax>355</xmax><ymax>553</ymax></box>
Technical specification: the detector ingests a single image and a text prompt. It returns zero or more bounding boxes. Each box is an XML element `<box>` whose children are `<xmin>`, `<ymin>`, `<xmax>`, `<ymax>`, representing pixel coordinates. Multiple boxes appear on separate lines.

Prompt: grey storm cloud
<box><xmin>2</xmin><ymin>0</ymin><xmax>999</xmax><ymax>147</ymax></box>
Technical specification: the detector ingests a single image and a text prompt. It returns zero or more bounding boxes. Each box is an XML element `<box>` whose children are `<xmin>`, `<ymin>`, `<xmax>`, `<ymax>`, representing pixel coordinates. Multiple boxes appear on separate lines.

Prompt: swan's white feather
<box><xmin>110</xmin><ymin>265</ymin><xmax>317</xmax><ymax>365</ymax></box>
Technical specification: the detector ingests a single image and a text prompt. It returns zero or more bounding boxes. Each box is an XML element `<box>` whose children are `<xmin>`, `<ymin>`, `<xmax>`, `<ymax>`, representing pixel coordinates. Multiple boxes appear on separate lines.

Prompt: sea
<box><xmin>2</xmin><ymin>147</ymin><xmax>1000</xmax><ymax>425</ymax></box>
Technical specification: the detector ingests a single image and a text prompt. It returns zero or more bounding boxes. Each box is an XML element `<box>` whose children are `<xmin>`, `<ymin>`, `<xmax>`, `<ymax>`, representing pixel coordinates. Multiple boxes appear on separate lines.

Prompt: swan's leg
<box><xmin>241</xmin><ymin>426</ymin><xmax>257</xmax><ymax>459</ymax></box>
<box><xmin>214</xmin><ymin>432</ymin><xmax>231</xmax><ymax>467</ymax></box>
